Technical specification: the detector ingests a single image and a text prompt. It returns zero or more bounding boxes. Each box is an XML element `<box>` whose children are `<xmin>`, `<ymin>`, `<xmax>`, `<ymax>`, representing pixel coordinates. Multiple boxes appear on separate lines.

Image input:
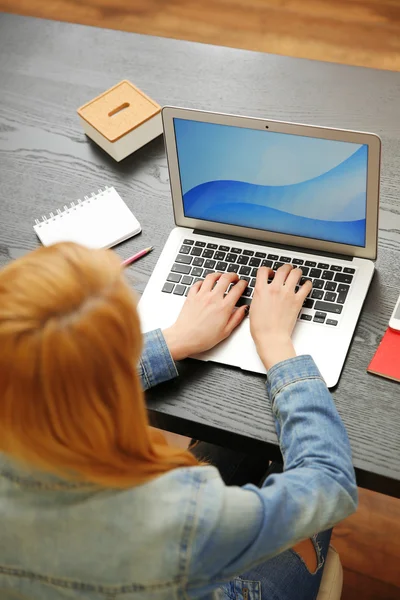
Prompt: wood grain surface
<box><xmin>1</xmin><ymin>0</ymin><xmax>400</xmax><ymax>71</ymax></box>
<box><xmin>0</xmin><ymin>15</ymin><xmax>400</xmax><ymax>500</ymax></box>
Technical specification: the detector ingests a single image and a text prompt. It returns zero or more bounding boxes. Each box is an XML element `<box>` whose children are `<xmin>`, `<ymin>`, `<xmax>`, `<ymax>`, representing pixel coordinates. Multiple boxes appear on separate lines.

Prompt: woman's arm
<box><xmin>138</xmin><ymin>329</ymin><xmax>179</xmax><ymax>391</ymax></box>
<box><xmin>187</xmin><ymin>354</ymin><xmax>357</xmax><ymax>590</ymax></box>
<box><xmin>185</xmin><ymin>265</ymin><xmax>357</xmax><ymax>590</ymax></box>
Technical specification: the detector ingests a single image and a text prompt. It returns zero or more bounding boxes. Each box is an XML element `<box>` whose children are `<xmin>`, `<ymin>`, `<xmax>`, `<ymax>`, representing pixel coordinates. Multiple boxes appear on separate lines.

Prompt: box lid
<box><xmin>77</xmin><ymin>80</ymin><xmax>161</xmax><ymax>143</ymax></box>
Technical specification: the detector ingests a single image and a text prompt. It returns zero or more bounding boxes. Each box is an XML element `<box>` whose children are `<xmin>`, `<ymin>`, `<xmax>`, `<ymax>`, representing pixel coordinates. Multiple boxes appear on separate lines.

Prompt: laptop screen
<box><xmin>173</xmin><ymin>118</ymin><xmax>369</xmax><ymax>247</ymax></box>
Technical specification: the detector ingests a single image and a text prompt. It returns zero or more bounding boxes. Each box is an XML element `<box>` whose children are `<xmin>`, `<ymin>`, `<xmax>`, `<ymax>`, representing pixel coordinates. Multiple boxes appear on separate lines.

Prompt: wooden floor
<box><xmin>2</xmin><ymin>1</ymin><xmax>400</xmax><ymax>598</ymax></box>
<box><xmin>1</xmin><ymin>0</ymin><xmax>400</xmax><ymax>70</ymax></box>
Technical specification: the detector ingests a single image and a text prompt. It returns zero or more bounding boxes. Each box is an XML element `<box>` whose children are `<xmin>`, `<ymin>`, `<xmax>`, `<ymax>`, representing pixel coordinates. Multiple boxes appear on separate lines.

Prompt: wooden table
<box><xmin>1</xmin><ymin>13</ymin><xmax>399</xmax><ymax>498</ymax></box>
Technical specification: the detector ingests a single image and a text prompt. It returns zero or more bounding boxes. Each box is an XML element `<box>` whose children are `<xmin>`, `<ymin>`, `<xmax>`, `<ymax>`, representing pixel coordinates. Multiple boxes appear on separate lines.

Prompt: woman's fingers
<box><xmin>225</xmin><ymin>304</ymin><xmax>248</xmax><ymax>335</ymax></box>
<box><xmin>199</xmin><ymin>271</ymin><xmax>223</xmax><ymax>293</ymax></box>
<box><xmin>297</xmin><ymin>279</ymin><xmax>313</xmax><ymax>302</ymax></box>
<box><xmin>212</xmin><ymin>272</ymin><xmax>241</xmax><ymax>296</ymax></box>
<box><xmin>224</xmin><ymin>278</ymin><xmax>248</xmax><ymax>308</ymax></box>
<box><xmin>285</xmin><ymin>266</ymin><xmax>304</xmax><ymax>291</ymax></box>
<box><xmin>272</xmin><ymin>263</ymin><xmax>293</xmax><ymax>286</ymax></box>
<box><xmin>187</xmin><ymin>279</ymin><xmax>202</xmax><ymax>297</ymax></box>
<box><xmin>256</xmin><ymin>266</ymin><xmax>273</xmax><ymax>287</ymax></box>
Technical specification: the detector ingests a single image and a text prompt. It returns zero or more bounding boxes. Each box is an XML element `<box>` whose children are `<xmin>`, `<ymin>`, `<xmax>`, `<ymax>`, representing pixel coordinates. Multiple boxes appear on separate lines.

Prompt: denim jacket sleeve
<box><xmin>187</xmin><ymin>355</ymin><xmax>358</xmax><ymax>590</ymax></box>
<box><xmin>138</xmin><ymin>329</ymin><xmax>178</xmax><ymax>391</ymax></box>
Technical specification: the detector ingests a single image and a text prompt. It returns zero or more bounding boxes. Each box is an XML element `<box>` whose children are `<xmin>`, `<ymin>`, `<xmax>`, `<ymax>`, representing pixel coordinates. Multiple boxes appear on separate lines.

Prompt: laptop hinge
<box><xmin>193</xmin><ymin>229</ymin><xmax>354</xmax><ymax>262</ymax></box>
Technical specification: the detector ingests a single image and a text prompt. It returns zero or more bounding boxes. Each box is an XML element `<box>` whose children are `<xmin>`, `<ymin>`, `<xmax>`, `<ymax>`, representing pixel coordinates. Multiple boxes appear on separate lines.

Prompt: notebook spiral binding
<box><xmin>34</xmin><ymin>187</ymin><xmax>110</xmax><ymax>227</ymax></box>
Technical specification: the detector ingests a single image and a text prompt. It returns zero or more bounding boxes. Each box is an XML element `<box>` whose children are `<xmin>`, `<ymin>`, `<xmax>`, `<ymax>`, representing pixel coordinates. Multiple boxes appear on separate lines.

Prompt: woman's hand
<box><xmin>250</xmin><ymin>265</ymin><xmax>312</xmax><ymax>370</ymax></box>
<box><xmin>163</xmin><ymin>272</ymin><xmax>249</xmax><ymax>361</ymax></box>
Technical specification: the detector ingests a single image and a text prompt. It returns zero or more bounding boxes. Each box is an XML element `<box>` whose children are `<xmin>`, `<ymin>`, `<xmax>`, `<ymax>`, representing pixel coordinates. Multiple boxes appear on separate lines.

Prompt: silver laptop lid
<box><xmin>163</xmin><ymin>107</ymin><xmax>381</xmax><ymax>260</ymax></box>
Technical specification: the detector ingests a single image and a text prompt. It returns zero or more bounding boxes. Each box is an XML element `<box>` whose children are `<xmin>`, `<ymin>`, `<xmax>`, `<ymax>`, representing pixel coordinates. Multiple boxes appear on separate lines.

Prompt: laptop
<box><xmin>138</xmin><ymin>107</ymin><xmax>381</xmax><ymax>387</ymax></box>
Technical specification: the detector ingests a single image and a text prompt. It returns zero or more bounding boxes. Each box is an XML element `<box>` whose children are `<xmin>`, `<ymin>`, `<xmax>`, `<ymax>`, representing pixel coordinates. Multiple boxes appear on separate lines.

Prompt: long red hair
<box><xmin>0</xmin><ymin>242</ymin><xmax>198</xmax><ymax>487</ymax></box>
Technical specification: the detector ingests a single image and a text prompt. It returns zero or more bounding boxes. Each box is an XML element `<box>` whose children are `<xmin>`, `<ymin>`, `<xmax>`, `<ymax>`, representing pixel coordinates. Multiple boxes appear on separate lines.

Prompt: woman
<box><xmin>0</xmin><ymin>242</ymin><xmax>357</xmax><ymax>600</ymax></box>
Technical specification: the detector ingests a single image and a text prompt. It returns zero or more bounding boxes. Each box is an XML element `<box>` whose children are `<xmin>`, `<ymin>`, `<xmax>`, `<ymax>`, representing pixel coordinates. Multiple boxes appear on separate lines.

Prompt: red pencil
<box><xmin>122</xmin><ymin>246</ymin><xmax>153</xmax><ymax>267</ymax></box>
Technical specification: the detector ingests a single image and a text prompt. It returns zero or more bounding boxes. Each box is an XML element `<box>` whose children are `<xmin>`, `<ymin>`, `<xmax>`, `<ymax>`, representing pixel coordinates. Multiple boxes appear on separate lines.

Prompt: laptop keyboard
<box><xmin>161</xmin><ymin>238</ymin><xmax>356</xmax><ymax>326</ymax></box>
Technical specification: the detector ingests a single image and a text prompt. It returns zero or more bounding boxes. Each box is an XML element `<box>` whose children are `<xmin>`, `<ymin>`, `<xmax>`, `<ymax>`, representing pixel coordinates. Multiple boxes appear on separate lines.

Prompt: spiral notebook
<box><xmin>33</xmin><ymin>187</ymin><xmax>141</xmax><ymax>249</ymax></box>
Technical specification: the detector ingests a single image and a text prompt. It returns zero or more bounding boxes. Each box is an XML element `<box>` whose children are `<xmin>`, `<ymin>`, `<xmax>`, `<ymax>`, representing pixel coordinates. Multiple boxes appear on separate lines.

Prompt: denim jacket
<box><xmin>0</xmin><ymin>330</ymin><xmax>358</xmax><ymax>599</ymax></box>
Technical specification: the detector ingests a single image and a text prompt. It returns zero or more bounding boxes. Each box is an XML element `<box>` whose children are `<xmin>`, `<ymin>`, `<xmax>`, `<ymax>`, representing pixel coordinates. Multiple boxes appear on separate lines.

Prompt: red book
<box><xmin>367</xmin><ymin>328</ymin><xmax>400</xmax><ymax>383</ymax></box>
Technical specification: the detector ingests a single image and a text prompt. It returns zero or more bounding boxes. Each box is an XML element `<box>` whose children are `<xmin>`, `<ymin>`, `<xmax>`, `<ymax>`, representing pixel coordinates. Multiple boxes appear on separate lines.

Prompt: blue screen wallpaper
<box><xmin>174</xmin><ymin>119</ymin><xmax>368</xmax><ymax>247</ymax></box>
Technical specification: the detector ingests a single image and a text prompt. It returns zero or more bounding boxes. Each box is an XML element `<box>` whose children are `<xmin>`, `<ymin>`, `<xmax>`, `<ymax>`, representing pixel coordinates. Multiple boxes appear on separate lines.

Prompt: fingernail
<box><xmin>244</xmin><ymin>306</ymin><xmax>250</xmax><ymax>316</ymax></box>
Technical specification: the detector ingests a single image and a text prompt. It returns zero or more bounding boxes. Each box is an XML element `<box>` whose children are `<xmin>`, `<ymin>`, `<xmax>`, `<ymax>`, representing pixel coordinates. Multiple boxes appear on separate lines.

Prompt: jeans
<box><xmin>191</xmin><ymin>442</ymin><xmax>332</xmax><ymax>600</ymax></box>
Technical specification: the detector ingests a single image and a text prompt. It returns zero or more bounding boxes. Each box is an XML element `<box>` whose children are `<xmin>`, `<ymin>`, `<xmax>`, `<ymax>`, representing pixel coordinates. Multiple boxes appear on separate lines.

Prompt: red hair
<box><xmin>0</xmin><ymin>242</ymin><xmax>198</xmax><ymax>487</ymax></box>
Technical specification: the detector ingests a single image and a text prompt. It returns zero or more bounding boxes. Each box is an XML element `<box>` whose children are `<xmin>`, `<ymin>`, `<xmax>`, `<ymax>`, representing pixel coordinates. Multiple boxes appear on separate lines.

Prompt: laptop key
<box><xmin>337</xmin><ymin>291</ymin><xmax>348</xmax><ymax>304</ymax></box>
<box><xmin>330</xmin><ymin>265</ymin><xmax>342</xmax><ymax>272</ymax></box>
<box><xmin>204</xmin><ymin>259</ymin><xmax>216</xmax><ymax>269</ymax></box>
<box><xmin>175</xmin><ymin>254</ymin><xmax>193</xmax><ymax>265</ymax></box>
<box><xmin>203</xmin><ymin>269</ymin><xmax>215</xmax><ymax>277</ymax></box>
<box><xmin>322</xmin><ymin>270</ymin><xmax>334</xmax><ymax>280</ymax></box>
<box><xmin>231</xmin><ymin>247</ymin><xmax>242</xmax><ymax>254</ymax></box>
<box><xmin>337</xmin><ymin>283</ymin><xmax>350</xmax><ymax>293</ymax></box>
<box><xmin>227</xmin><ymin>264</ymin><xmax>240</xmax><ymax>273</ymax></box>
<box><xmin>214</xmin><ymin>251</ymin><xmax>226</xmax><ymax>261</ymax></box>
<box><xmin>171</xmin><ymin>263</ymin><xmax>191</xmax><ymax>274</ymax></box>
<box><xmin>191</xmin><ymin>267</ymin><xmax>203</xmax><ymax>277</ymax></box>
<box><xmin>251</xmin><ymin>268</ymin><xmax>258</xmax><ymax>277</ymax></box>
<box><xmin>335</xmin><ymin>272</ymin><xmax>353</xmax><ymax>284</ymax></box>
<box><xmin>206</xmin><ymin>243</ymin><xmax>218</xmax><ymax>249</ymax></box>
<box><xmin>311</xmin><ymin>289</ymin><xmax>324</xmax><ymax>300</ymax></box>
<box><xmin>318</xmin><ymin>263</ymin><xmax>329</xmax><ymax>269</ymax></box>
<box><xmin>292</xmin><ymin>258</ymin><xmax>304</xmax><ymax>265</ymax></box>
<box><xmin>274</xmin><ymin>261</ymin><xmax>285</xmax><ymax>270</ymax></box>
<box><xmin>192</xmin><ymin>257</ymin><xmax>204</xmax><ymax>267</ymax></box>
<box><xmin>236</xmin><ymin>297</ymin><xmax>252</xmax><ymax>307</ymax></box>
<box><xmin>305</xmin><ymin>260</ymin><xmax>317</xmax><ymax>267</ymax></box>
<box><xmin>183</xmin><ymin>239</ymin><xmax>194</xmax><ymax>245</ymax></box>
<box><xmin>314</xmin><ymin>314</ymin><xmax>326</xmax><ymax>324</ymax></box>
<box><xmin>237</xmin><ymin>255</ymin><xmax>249</xmax><ymax>265</ymax></box>
<box><xmin>240</xmin><ymin>276</ymin><xmax>251</xmax><ymax>283</ymax></box>
<box><xmin>243</xmin><ymin>250</ymin><xmax>254</xmax><ymax>256</ymax></box>
<box><xmin>181</xmin><ymin>275</ymin><xmax>193</xmax><ymax>285</ymax></box>
<box><xmin>299</xmin><ymin>266</ymin><xmax>309</xmax><ymax>276</ymax></box>
<box><xmin>239</xmin><ymin>266</ymin><xmax>251</xmax><ymax>276</ymax></box>
<box><xmin>195</xmin><ymin>241</ymin><xmax>206</xmax><ymax>247</ymax></box>
<box><xmin>255</xmin><ymin>251</ymin><xmax>266</xmax><ymax>258</ymax></box>
<box><xmin>300</xmin><ymin>277</ymin><xmax>312</xmax><ymax>286</ymax></box>
<box><xmin>300</xmin><ymin>313</ymin><xmax>312</xmax><ymax>321</ymax></box>
<box><xmin>309</xmin><ymin>268</ymin><xmax>322</xmax><ymax>278</ymax></box>
<box><xmin>251</xmin><ymin>278</ymin><xmax>257</xmax><ymax>287</ymax></box>
<box><xmin>190</xmin><ymin>247</ymin><xmax>202</xmax><ymax>256</ymax></box>
<box><xmin>280</xmin><ymin>256</ymin><xmax>291</xmax><ymax>262</ymax></box>
<box><xmin>314</xmin><ymin>301</ymin><xmax>343</xmax><ymax>315</ymax></box>
<box><xmin>343</xmin><ymin>267</ymin><xmax>355</xmax><ymax>274</ymax></box>
<box><xmin>249</xmin><ymin>257</ymin><xmax>261</xmax><ymax>267</ymax></box>
<box><xmin>167</xmin><ymin>273</ymin><xmax>181</xmax><ymax>283</ymax></box>
<box><xmin>202</xmin><ymin>249</ymin><xmax>214</xmax><ymax>259</ymax></box>
<box><xmin>313</xmin><ymin>279</ymin><xmax>324</xmax><ymax>289</ymax></box>
<box><xmin>173</xmin><ymin>284</ymin><xmax>186</xmax><ymax>296</ymax></box>
<box><xmin>216</xmin><ymin>261</ymin><xmax>228</xmax><ymax>271</ymax></box>
<box><xmin>226</xmin><ymin>253</ymin><xmax>237</xmax><ymax>263</ymax></box>
<box><xmin>303</xmin><ymin>298</ymin><xmax>314</xmax><ymax>309</ymax></box>
<box><xmin>261</xmin><ymin>259</ymin><xmax>273</xmax><ymax>268</ymax></box>
<box><xmin>325</xmin><ymin>281</ymin><xmax>337</xmax><ymax>291</ymax></box>
<box><xmin>219</xmin><ymin>245</ymin><xmax>230</xmax><ymax>252</ymax></box>
<box><xmin>193</xmin><ymin>278</ymin><xmax>204</xmax><ymax>285</ymax></box>
<box><xmin>324</xmin><ymin>291</ymin><xmax>337</xmax><ymax>303</ymax></box>
<box><xmin>243</xmin><ymin>287</ymin><xmax>253</xmax><ymax>297</ymax></box>
<box><xmin>179</xmin><ymin>245</ymin><xmax>191</xmax><ymax>254</ymax></box>
<box><xmin>326</xmin><ymin>319</ymin><xmax>338</xmax><ymax>326</ymax></box>
<box><xmin>268</xmin><ymin>254</ymin><xmax>279</xmax><ymax>260</ymax></box>
<box><xmin>162</xmin><ymin>282</ymin><xmax>175</xmax><ymax>293</ymax></box>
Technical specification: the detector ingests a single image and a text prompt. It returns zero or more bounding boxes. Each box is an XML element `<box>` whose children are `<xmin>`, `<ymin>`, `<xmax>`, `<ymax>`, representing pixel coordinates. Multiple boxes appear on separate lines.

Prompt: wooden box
<box><xmin>77</xmin><ymin>80</ymin><xmax>162</xmax><ymax>162</ymax></box>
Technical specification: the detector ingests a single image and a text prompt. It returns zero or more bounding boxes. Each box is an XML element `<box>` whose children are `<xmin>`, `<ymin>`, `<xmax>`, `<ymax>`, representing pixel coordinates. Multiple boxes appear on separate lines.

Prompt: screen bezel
<box><xmin>163</xmin><ymin>107</ymin><xmax>381</xmax><ymax>260</ymax></box>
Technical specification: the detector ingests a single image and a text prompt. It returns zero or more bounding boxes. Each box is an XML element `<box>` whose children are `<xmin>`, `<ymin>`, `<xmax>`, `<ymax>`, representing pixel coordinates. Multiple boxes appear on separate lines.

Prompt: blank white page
<box><xmin>34</xmin><ymin>187</ymin><xmax>141</xmax><ymax>248</ymax></box>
